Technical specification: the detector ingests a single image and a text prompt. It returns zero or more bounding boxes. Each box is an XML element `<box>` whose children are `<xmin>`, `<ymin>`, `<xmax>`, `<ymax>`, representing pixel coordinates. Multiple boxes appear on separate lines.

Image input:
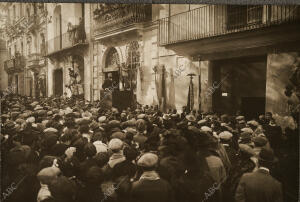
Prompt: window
<box><xmin>247</xmin><ymin>6</ymin><xmax>263</xmax><ymax>24</ymax></box>
<box><xmin>123</xmin><ymin>41</ymin><xmax>140</xmax><ymax>91</ymax></box>
<box><xmin>27</xmin><ymin>36</ymin><xmax>32</xmax><ymax>55</ymax></box>
<box><xmin>227</xmin><ymin>5</ymin><xmax>263</xmax><ymax>29</ymax></box>
<box><xmin>7</xmin><ymin>10</ymin><xmax>10</xmax><ymax>23</ymax></box>
<box><xmin>14</xmin><ymin>44</ymin><xmax>17</xmax><ymax>55</ymax></box>
<box><xmin>20</xmin><ymin>3</ymin><xmax>23</xmax><ymax>18</ymax></box>
<box><xmin>13</xmin><ymin>5</ymin><xmax>16</xmax><ymax>21</ymax></box>
<box><xmin>105</xmin><ymin>48</ymin><xmax>120</xmax><ymax>68</ymax></box>
<box><xmin>21</xmin><ymin>42</ymin><xmax>24</xmax><ymax>55</ymax></box>
<box><xmin>26</xmin><ymin>7</ymin><xmax>30</xmax><ymax>18</ymax></box>
<box><xmin>40</xmin><ymin>33</ymin><xmax>46</xmax><ymax>56</ymax></box>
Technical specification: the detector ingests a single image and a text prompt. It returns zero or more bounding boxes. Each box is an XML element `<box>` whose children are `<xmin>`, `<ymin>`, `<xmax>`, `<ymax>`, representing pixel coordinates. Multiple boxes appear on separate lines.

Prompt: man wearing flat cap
<box><xmin>131</xmin><ymin>153</ymin><xmax>174</xmax><ymax>202</ymax></box>
<box><xmin>235</xmin><ymin>148</ymin><xmax>283</xmax><ymax>202</ymax></box>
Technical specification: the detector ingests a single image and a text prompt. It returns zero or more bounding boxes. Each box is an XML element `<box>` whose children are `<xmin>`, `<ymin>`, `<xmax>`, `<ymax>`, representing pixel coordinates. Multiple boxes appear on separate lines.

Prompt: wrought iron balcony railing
<box><xmin>27</xmin><ymin>53</ymin><xmax>46</xmax><ymax>69</ymax></box>
<box><xmin>47</xmin><ymin>25</ymin><xmax>87</xmax><ymax>56</ymax></box>
<box><xmin>27</xmin><ymin>14</ymin><xmax>37</xmax><ymax>30</ymax></box>
<box><xmin>93</xmin><ymin>4</ymin><xmax>152</xmax><ymax>36</ymax></box>
<box><xmin>4</xmin><ymin>54</ymin><xmax>26</xmax><ymax>74</ymax></box>
<box><xmin>159</xmin><ymin>5</ymin><xmax>300</xmax><ymax>45</ymax></box>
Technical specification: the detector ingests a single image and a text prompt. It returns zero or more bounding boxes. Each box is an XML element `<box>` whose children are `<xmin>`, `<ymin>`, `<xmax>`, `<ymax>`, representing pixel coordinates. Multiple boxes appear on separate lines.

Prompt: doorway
<box><xmin>241</xmin><ymin>97</ymin><xmax>265</xmax><ymax>120</ymax></box>
<box><xmin>54</xmin><ymin>69</ymin><xmax>63</xmax><ymax>96</ymax></box>
<box><xmin>104</xmin><ymin>71</ymin><xmax>119</xmax><ymax>89</ymax></box>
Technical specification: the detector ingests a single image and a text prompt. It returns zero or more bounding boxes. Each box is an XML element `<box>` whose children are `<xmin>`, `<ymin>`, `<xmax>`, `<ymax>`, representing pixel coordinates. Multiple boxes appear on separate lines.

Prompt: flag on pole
<box><xmin>187</xmin><ymin>76</ymin><xmax>194</xmax><ymax>112</ymax></box>
<box><xmin>161</xmin><ymin>65</ymin><xmax>166</xmax><ymax>112</ymax></box>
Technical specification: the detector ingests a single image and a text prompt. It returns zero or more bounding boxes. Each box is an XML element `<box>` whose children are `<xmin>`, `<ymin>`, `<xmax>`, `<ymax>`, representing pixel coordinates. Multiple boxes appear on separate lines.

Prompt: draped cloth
<box><xmin>187</xmin><ymin>78</ymin><xmax>194</xmax><ymax>112</ymax></box>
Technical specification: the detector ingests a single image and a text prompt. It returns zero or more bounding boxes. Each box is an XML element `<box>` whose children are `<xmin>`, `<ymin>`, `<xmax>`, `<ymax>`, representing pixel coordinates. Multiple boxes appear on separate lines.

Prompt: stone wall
<box><xmin>266</xmin><ymin>52</ymin><xmax>300</xmax><ymax>116</ymax></box>
<box><xmin>0</xmin><ymin>41</ymin><xmax>8</xmax><ymax>91</ymax></box>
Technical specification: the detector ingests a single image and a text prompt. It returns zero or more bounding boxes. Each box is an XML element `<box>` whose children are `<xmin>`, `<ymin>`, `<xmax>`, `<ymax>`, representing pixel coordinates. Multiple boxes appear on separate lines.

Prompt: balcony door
<box><xmin>53</xmin><ymin>5</ymin><xmax>62</xmax><ymax>50</ymax></box>
<box><xmin>54</xmin><ymin>69</ymin><xmax>63</xmax><ymax>96</ymax></box>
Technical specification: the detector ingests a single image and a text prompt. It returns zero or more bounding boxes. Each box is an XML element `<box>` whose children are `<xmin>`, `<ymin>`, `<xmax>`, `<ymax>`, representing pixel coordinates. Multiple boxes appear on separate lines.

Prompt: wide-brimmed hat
<box><xmin>258</xmin><ymin>148</ymin><xmax>275</xmax><ymax>163</ymax></box>
<box><xmin>253</xmin><ymin>136</ymin><xmax>268</xmax><ymax>147</ymax></box>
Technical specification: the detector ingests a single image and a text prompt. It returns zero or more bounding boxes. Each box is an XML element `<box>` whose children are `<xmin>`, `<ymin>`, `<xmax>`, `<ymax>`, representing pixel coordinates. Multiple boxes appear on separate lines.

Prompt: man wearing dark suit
<box><xmin>102</xmin><ymin>73</ymin><xmax>114</xmax><ymax>90</ymax></box>
<box><xmin>131</xmin><ymin>153</ymin><xmax>174</xmax><ymax>202</ymax></box>
<box><xmin>235</xmin><ymin>148</ymin><xmax>283</xmax><ymax>202</ymax></box>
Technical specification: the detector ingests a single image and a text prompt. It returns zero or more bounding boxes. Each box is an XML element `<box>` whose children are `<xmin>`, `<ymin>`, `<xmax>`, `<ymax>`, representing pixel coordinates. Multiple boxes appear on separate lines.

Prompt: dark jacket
<box><xmin>174</xmin><ymin>171</ymin><xmax>221</xmax><ymax>202</ymax></box>
<box><xmin>131</xmin><ymin>178</ymin><xmax>174</xmax><ymax>202</ymax></box>
<box><xmin>235</xmin><ymin>168</ymin><xmax>283</xmax><ymax>202</ymax></box>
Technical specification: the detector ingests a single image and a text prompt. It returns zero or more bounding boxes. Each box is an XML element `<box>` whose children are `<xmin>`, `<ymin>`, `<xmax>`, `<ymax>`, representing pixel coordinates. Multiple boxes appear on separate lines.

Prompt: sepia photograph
<box><xmin>0</xmin><ymin>2</ymin><xmax>299</xmax><ymax>202</ymax></box>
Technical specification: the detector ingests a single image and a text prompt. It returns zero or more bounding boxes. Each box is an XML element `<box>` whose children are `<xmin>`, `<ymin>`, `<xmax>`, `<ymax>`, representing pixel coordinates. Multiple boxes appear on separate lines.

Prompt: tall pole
<box><xmin>187</xmin><ymin>73</ymin><xmax>196</xmax><ymax>112</ymax></box>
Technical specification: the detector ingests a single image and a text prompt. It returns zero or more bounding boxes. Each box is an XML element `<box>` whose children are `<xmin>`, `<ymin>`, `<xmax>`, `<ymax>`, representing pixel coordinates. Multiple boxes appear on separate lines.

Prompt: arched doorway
<box><xmin>103</xmin><ymin>47</ymin><xmax>120</xmax><ymax>89</ymax></box>
<box><xmin>54</xmin><ymin>69</ymin><xmax>63</xmax><ymax>96</ymax></box>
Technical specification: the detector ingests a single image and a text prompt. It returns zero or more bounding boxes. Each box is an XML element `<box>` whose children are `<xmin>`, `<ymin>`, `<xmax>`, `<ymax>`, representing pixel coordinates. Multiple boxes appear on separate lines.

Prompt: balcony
<box><xmin>27</xmin><ymin>53</ymin><xmax>46</xmax><ymax>72</ymax></box>
<box><xmin>46</xmin><ymin>25</ymin><xmax>88</xmax><ymax>57</ymax></box>
<box><xmin>4</xmin><ymin>54</ymin><xmax>26</xmax><ymax>74</ymax></box>
<box><xmin>159</xmin><ymin>5</ymin><xmax>300</xmax><ymax>46</ymax></box>
<box><xmin>27</xmin><ymin>14</ymin><xmax>37</xmax><ymax>31</ymax></box>
<box><xmin>93</xmin><ymin>4</ymin><xmax>152</xmax><ymax>39</ymax></box>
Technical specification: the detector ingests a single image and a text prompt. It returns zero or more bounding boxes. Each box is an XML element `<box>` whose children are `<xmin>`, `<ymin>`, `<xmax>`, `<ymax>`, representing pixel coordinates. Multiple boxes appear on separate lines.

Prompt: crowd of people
<box><xmin>1</xmin><ymin>93</ymin><xmax>299</xmax><ymax>202</ymax></box>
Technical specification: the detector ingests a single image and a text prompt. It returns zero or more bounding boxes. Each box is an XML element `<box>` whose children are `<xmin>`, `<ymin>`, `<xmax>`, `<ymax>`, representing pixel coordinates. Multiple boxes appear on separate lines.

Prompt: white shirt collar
<box><xmin>259</xmin><ymin>167</ymin><xmax>270</xmax><ymax>173</ymax></box>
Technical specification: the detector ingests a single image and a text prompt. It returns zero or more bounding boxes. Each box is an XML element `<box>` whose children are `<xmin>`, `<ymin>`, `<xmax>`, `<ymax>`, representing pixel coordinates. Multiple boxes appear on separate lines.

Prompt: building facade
<box><xmin>2</xmin><ymin>3</ymin><xmax>299</xmax><ymax>117</ymax></box>
<box><xmin>3</xmin><ymin>3</ymin><xmax>48</xmax><ymax>97</ymax></box>
<box><xmin>157</xmin><ymin>5</ymin><xmax>300</xmax><ymax>117</ymax></box>
<box><xmin>45</xmin><ymin>3</ymin><xmax>91</xmax><ymax>100</ymax></box>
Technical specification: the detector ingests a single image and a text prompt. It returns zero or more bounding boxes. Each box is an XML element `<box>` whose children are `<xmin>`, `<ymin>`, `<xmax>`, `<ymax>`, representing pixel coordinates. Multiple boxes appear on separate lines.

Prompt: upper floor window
<box><xmin>20</xmin><ymin>3</ymin><xmax>23</xmax><ymax>18</ymax></box>
<box><xmin>13</xmin><ymin>5</ymin><xmax>16</xmax><ymax>20</ymax></box>
<box><xmin>14</xmin><ymin>44</ymin><xmax>17</xmax><ymax>55</ymax></box>
<box><xmin>21</xmin><ymin>42</ymin><xmax>24</xmax><ymax>55</ymax></box>
<box><xmin>26</xmin><ymin>6</ymin><xmax>30</xmax><ymax>18</ymax></box>
<box><xmin>227</xmin><ymin>5</ymin><xmax>263</xmax><ymax>29</ymax></box>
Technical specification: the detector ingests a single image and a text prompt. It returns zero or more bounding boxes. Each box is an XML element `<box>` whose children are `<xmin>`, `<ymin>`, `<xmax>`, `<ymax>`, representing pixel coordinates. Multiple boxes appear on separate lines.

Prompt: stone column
<box><xmin>84</xmin><ymin>52</ymin><xmax>91</xmax><ymax>101</ymax></box>
<box><xmin>47</xmin><ymin>61</ymin><xmax>54</xmax><ymax>97</ymax></box>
